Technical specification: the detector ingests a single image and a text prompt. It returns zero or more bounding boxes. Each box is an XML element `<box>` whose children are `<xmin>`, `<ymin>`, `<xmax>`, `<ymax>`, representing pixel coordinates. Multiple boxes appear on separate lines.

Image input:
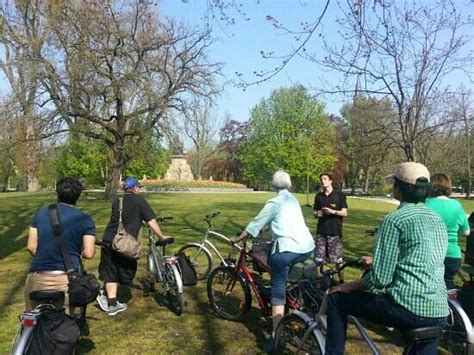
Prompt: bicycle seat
<box><xmin>401</xmin><ymin>326</ymin><xmax>443</xmax><ymax>344</ymax></box>
<box><xmin>155</xmin><ymin>237</ymin><xmax>175</xmax><ymax>247</ymax></box>
<box><xmin>29</xmin><ymin>290</ymin><xmax>65</xmax><ymax>303</ymax></box>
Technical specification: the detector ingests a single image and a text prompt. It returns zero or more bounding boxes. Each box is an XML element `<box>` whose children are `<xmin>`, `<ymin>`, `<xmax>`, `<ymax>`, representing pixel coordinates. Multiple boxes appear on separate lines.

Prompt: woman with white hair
<box><xmin>231</xmin><ymin>170</ymin><xmax>315</xmax><ymax>352</ymax></box>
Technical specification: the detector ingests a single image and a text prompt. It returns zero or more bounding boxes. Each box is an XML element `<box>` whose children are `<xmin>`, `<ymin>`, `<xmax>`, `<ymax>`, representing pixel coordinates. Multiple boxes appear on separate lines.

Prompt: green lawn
<box><xmin>0</xmin><ymin>192</ymin><xmax>472</xmax><ymax>354</ymax></box>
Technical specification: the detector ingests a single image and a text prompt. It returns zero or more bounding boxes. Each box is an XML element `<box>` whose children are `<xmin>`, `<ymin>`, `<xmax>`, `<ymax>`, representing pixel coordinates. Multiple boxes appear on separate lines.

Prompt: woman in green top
<box><xmin>426</xmin><ymin>173</ymin><xmax>470</xmax><ymax>289</ymax></box>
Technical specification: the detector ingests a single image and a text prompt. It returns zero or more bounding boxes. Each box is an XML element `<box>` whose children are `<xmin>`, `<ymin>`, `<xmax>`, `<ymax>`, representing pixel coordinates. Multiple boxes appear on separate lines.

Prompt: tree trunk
<box><xmin>104</xmin><ymin>145</ymin><xmax>125</xmax><ymax>199</ymax></box>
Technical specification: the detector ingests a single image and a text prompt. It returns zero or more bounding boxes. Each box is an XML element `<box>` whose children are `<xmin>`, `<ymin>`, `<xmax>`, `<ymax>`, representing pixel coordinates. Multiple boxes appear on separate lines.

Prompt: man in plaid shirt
<box><xmin>325</xmin><ymin>162</ymin><xmax>449</xmax><ymax>355</ymax></box>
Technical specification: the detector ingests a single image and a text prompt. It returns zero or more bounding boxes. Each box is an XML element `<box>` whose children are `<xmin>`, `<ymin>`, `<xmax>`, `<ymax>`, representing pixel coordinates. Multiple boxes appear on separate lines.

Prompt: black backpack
<box><xmin>25</xmin><ymin>308</ymin><xmax>80</xmax><ymax>355</ymax></box>
<box><xmin>176</xmin><ymin>252</ymin><xmax>197</xmax><ymax>286</ymax></box>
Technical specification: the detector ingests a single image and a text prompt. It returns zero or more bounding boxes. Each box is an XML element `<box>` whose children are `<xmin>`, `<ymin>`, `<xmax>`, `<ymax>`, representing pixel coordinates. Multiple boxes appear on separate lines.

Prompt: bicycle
<box><xmin>145</xmin><ymin>216</ymin><xmax>185</xmax><ymax>316</ymax></box>
<box><xmin>206</xmin><ymin>236</ymin><xmax>326</xmax><ymax>321</ymax></box>
<box><xmin>178</xmin><ymin>211</ymin><xmax>242</xmax><ymax>280</ymax></box>
<box><xmin>441</xmin><ymin>263</ymin><xmax>474</xmax><ymax>354</ymax></box>
<box><xmin>275</xmin><ymin>259</ymin><xmax>444</xmax><ymax>354</ymax></box>
<box><xmin>11</xmin><ymin>290</ymin><xmax>82</xmax><ymax>355</ymax></box>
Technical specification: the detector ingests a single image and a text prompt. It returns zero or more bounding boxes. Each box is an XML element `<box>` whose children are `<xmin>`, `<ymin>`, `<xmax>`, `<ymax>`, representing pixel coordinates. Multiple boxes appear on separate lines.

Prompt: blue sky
<box><xmin>160</xmin><ymin>0</ymin><xmax>345</xmax><ymax>121</ymax></box>
<box><xmin>160</xmin><ymin>0</ymin><xmax>474</xmax><ymax>122</ymax></box>
<box><xmin>1</xmin><ymin>0</ymin><xmax>472</xmax><ymax>124</ymax></box>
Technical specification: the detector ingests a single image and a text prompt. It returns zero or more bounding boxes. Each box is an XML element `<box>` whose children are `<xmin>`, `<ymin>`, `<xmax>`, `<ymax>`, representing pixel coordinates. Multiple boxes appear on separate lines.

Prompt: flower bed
<box><xmin>140</xmin><ymin>179</ymin><xmax>248</xmax><ymax>191</ymax></box>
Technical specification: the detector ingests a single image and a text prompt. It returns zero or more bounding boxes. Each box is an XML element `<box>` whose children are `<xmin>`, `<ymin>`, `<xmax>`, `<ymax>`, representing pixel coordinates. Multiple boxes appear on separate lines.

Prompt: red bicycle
<box><xmin>206</xmin><ymin>236</ymin><xmax>326</xmax><ymax>321</ymax></box>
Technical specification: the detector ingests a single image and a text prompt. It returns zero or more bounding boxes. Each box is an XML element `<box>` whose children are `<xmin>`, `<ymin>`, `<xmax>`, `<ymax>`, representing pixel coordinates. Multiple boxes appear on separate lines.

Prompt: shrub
<box><xmin>140</xmin><ymin>179</ymin><xmax>248</xmax><ymax>191</ymax></box>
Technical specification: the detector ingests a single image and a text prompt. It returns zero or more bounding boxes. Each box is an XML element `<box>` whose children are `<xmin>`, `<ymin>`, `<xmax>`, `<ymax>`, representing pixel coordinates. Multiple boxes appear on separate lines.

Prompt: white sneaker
<box><xmin>96</xmin><ymin>290</ymin><xmax>109</xmax><ymax>312</ymax></box>
<box><xmin>107</xmin><ymin>301</ymin><xmax>127</xmax><ymax>316</ymax></box>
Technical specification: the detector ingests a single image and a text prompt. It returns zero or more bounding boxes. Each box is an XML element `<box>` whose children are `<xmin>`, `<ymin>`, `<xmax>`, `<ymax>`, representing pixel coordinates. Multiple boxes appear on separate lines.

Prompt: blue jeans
<box><xmin>326</xmin><ymin>291</ymin><xmax>446</xmax><ymax>355</ymax></box>
<box><xmin>444</xmin><ymin>257</ymin><xmax>461</xmax><ymax>290</ymax></box>
<box><xmin>268</xmin><ymin>250</ymin><xmax>312</xmax><ymax>305</ymax></box>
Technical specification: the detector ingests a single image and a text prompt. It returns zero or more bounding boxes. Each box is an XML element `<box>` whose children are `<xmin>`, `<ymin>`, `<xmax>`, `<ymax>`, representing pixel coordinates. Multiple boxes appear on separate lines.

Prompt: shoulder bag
<box><xmin>111</xmin><ymin>197</ymin><xmax>141</xmax><ymax>259</ymax></box>
<box><xmin>48</xmin><ymin>204</ymin><xmax>100</xmax><ymax>307</ymax></box>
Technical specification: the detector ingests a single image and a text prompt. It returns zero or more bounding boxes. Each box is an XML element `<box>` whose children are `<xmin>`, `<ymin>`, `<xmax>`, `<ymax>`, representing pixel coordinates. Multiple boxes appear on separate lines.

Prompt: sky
<box><xmin>159</xmin><ymin>0</ymin><xmax>346</xmax><ymax>121</ymax></box>
<box><xmin>158</xmin><ymin>0</ymin><xmax>474</xmax><ymax>123</ymax></box>
<box><xmin>1</xmin><ymin>0</ymin><xmax>472</xmax><ymax>124</ymax></box>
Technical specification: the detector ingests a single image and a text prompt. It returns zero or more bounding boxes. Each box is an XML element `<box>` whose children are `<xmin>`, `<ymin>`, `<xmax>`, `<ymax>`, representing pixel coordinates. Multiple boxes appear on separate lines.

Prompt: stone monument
<box><xmin>164</xmin><ymin>135</ymin><xmax>194</xmax><ymax>181</ymax></box>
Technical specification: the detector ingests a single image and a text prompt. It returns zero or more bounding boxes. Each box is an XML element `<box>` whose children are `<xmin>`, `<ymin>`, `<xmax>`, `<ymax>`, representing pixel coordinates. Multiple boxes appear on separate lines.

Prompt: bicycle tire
<box><xmin>164</xmin><ymin>263</ymin><xmax>185</xmax><ymax>316</ymax></box>
<box><xmin>442</xmin><ymin>299</ymin><xmax>471</xmax><ymax>355</ymax></box>
<box><xmin>178</xmin><ymin>244</ymin><xmax>212</xmax><ymax>280</ymax></box>
<box><xmin>207</xmin><ymin>266</ymin><xmax>251</xmax><ymax>321</ymax></box>
<box><xmin>274</xmin><ymin>313</ymin><xmax>323</xmax><ymax>354</ymax></box>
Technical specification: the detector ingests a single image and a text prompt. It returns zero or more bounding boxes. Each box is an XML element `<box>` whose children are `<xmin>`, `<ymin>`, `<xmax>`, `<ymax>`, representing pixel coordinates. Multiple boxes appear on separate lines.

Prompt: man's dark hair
<box><xmin>394</xmin><ymin>177</ymin><xmax>429</xmax><ymax>203</ymax></box>
<box><xmin>56</xmin><ymin>177</ymin><xmax>83</xmax><ymax>205</ymax></box>
<box><xmin>319</xmin><ymin>173</ymin><xmax>333</xmax><ymax>181</ymax></box>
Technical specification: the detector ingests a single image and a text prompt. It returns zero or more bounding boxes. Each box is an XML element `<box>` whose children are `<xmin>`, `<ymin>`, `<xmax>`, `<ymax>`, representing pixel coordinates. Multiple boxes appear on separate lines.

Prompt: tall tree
<box><xmin>241</xmin><ymin>85</ymin><xmax>336</xmax><ymax>190</ymax></box>
<box><xmin>319</xmin><ymin>0</ymin><xmax>472</xmax><ymax>161</ymax></box>
<box><xmin>340</xmin><ymin>96</ymin><xmax>395</xmax><ymax>193</ymax></box>
<box><xmin>179</xmin><ymin>99</ymin><xmax>218</xmax><ymax>180</ymax></box>
<box><xmin>1</xmin><ymin>0</ymin><xmax>220</xmax><ymax>197</ymax></box>
<box><xmin>0</xmin><ymin>0</ymin><xmax>47</xmax><ymax>191</ymax></box>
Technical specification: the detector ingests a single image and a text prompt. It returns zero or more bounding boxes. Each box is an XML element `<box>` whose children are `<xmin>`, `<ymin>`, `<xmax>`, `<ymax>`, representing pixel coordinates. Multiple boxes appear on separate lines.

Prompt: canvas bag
<box><xmin>111</xmin><ymin>197</ymin><xmax>141</xmax><ymax>259</ymax></box>
<box><xmin>48</xmin><ymin>204</ymin><xmax>100</xmax><ymax>307</ymax></box>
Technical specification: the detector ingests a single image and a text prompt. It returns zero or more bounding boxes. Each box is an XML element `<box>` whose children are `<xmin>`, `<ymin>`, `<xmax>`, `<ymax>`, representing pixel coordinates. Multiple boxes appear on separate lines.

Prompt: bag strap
<box><xmin>118</xmin><ymin>197</ymin><xmax>124</xmax><ymax>232</ymax></box>
<box><xmin>48</xmin><ymin>204</ymin><xmax>77</xmax><ymax>276</ymax></box>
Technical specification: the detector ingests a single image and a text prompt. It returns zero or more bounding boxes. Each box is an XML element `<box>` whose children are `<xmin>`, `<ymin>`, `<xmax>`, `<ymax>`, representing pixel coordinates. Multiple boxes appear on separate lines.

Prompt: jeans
<box><xmin>268</xmin><ymin>250</ymin><xmax>312</xmax><ymax>305</ymax></box>
<box><xmin>326</xmin><ymin>291</ymin><xmax>447</xmax><ymax>355</ymax></box>
<box><xmin>444</xmin><ymin>257</ymin><xmax>461</xmax><ymax>290</ymax></box>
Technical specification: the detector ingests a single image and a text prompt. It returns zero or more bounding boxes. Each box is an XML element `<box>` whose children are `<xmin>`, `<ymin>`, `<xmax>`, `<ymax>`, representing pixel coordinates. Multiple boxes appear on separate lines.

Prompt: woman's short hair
<box><xmin>430</xmin><ymin>173</ymin><xmax>452</xmax><ymax>197</ymax></box>
<box><xmin>272</xmin><ymin>170</ymin><xmax>292</xmax><ymax>190</ymax></box>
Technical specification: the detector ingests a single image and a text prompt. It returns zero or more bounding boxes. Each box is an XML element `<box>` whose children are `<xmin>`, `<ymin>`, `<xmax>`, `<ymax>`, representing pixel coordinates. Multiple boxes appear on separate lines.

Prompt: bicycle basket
<box><xmin>251</xmin><ymin>239</ymin><xmax>273</xmax><ymax>272</ymax></box>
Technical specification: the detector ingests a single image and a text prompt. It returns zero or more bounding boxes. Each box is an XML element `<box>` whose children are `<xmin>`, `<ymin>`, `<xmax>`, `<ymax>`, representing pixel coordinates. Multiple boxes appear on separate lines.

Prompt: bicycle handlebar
<box><xmin>156</xmin><ymin>216</ymin><xmax>173</xmax><ymax>222</ymax></box>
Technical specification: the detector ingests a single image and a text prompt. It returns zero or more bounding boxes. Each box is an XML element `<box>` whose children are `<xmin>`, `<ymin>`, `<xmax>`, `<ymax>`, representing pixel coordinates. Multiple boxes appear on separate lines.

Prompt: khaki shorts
<box><xmin>314</xmin><ymin>234</ymin><xmax>343</xmax><ymax>264</ymax></box>
<box><xmin>24</xmin><ymin>272</ymin><xmax>76</xmax><ymax>314</ymax></box>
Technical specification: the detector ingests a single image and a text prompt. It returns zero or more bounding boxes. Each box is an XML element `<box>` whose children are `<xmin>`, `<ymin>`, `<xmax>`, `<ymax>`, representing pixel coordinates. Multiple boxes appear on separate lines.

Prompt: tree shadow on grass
<box><xmin>137</xmin><ymin>277</ymin><xmax>183</xmax><ymax>317</ymax></box>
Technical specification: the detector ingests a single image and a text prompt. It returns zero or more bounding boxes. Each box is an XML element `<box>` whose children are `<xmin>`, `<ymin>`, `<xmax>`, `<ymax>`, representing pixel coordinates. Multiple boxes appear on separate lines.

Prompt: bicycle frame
<box><xmin>147</xmin><ymin>232</ymin><xmax>183</xmax><ymax>294</ymax></box>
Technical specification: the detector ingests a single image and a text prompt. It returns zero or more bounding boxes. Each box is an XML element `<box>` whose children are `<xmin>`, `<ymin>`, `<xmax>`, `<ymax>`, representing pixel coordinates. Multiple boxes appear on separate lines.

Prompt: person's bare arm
<box><xmin>82</xmin><ymin>235</ymin><xmax>96</xmax><ymax>259</ymax></box>
<box><xmin>147</xmin><ymin>219</ymin><xmax>169</xmax><ymax>239</ymax></box>
<box><xmin>27</xmin><ymin>227</ymin><xmax>38</xmax><ymax>256</ymax></box>
<box><xmin>230</xmin><ymin>229</ymin><xmax>249</xmax><ymax>244</ymax></box>
<box><xmin>322</xmin><ymin>207</ymin><xmax>348</xmax><ymax>217</ymax></box>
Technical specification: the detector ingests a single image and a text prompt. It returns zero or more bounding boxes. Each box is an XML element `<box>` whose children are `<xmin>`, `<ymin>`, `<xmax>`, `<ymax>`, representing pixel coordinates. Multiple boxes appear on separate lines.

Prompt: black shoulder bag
<box><xmin>48</xmin><ymin>204</ymin><xmax>100</xmax><ymax>307</ymax></box>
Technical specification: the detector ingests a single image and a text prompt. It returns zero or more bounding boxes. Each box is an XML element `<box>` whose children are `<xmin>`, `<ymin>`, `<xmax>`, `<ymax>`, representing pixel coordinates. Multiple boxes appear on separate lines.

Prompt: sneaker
<box><xmin>107</xmin><ymin>301</ymin><xmax>127</xmax><ymax>316</ymax></box>
<box><xmin>261</xmin><ymin>336</ymin><xmax>285</xmax><ymax>353</ymax></box>
<box><xmin>96</xmin><ymin>290</ymin><xmax>109</xmax><ymax>312</ymax></box>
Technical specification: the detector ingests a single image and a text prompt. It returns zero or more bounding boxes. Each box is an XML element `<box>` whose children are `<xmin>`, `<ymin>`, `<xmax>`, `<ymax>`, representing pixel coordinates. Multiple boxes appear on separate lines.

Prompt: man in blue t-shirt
<box><xmin>24</xmin><ymin>177</ymin><xmax>96</xmax><ymax>313</ymax></box>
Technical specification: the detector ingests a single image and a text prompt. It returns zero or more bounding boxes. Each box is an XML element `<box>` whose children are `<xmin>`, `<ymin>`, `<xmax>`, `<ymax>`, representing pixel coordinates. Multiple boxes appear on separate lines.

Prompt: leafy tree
<box><xmin>1</xmin><ymin>0</ymin><xmax>219</xmax><ymax>197</ymax></box>
<box><xmin>241</xmin><ymin>85</ymin><xmax>336</xmax><ymax>191</ymax></box>
<box><xmin>340</xmin><ymin>96</ymin><xmax>395</xmax><ymax>193</ymax></box>
<box><xmin>53</xmin><ymin>139</ymin><xmax>109</xmax><ymax>187</ymax></box>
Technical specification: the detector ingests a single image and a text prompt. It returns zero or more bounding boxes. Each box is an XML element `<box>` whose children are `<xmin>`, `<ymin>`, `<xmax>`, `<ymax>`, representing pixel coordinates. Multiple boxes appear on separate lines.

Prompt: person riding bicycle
<box><xmin>24</xmin><ymin>177</ymin><xmax>96</xmax><ymax>314</ymax></box>
<box><xmin>97</xmin><ymin>177</ymin><xmax>171</xmax><ymax>315</ymax></box>
<box><xmin>231</xmin><ymin>170</ymin><xmax>315</xmax><ymax>352</ymax></box>
<box><xmin>325</xmin><ymin>162</ymin><xmax>449</xmax><ymax>355</ymax></box>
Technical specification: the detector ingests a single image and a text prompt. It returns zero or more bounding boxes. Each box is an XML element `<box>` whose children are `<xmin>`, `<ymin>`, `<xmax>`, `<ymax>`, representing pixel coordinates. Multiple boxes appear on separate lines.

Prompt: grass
<box><xmin>0</xmin><ymin>192</ymin><xmax>472</xmax><ymax>354</ymax></box>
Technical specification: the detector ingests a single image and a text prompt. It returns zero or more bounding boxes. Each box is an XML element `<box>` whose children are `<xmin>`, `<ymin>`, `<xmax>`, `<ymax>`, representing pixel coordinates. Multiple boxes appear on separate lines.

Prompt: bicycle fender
<box><xmin>220</xmin><ymin>265</ymin><xmax>251</xmax><ymax>295</ymax></box>
<box><xmin>170</xmin><ymin>264</ymin><xmax>184</xmax><ymax>293</ymax></box>
<box><xmin>448</xmin><ymin>298</ymin><xmax>474</xmax><ymax>344</ymax></box>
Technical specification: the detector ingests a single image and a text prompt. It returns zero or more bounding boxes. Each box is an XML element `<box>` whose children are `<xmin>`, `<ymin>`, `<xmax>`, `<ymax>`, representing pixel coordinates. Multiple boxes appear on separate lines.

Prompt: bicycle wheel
<box><xmin>442</xmin><ymin>300</ymin><xmax>470</xmax><ymax>355</ymax></box>
<box><xmin>178</xmin><ymin>244</ymin><xmax>212</xmax><ymax>280</ymax></box>
<box><xmin>164</xmin><ymin>263</ymin><xmax>185</xmax><ymax>316</ymax></box>
<box><xmin>207</xmin><ymin>266</ymin><xmax>251</xmax><ymax>321</ymax></box>
<box><xmin>274</xmin><ymin>313</ymin><xmax>323</xmax><ymax>354</ymax></box>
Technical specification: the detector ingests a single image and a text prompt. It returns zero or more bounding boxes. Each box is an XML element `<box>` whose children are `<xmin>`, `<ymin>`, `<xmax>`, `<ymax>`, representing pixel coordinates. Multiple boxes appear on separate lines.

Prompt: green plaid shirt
<box><xmin>362</xmin><ymin>202</ymin><xmax>449</xmax><ymax>318</ymax></box>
